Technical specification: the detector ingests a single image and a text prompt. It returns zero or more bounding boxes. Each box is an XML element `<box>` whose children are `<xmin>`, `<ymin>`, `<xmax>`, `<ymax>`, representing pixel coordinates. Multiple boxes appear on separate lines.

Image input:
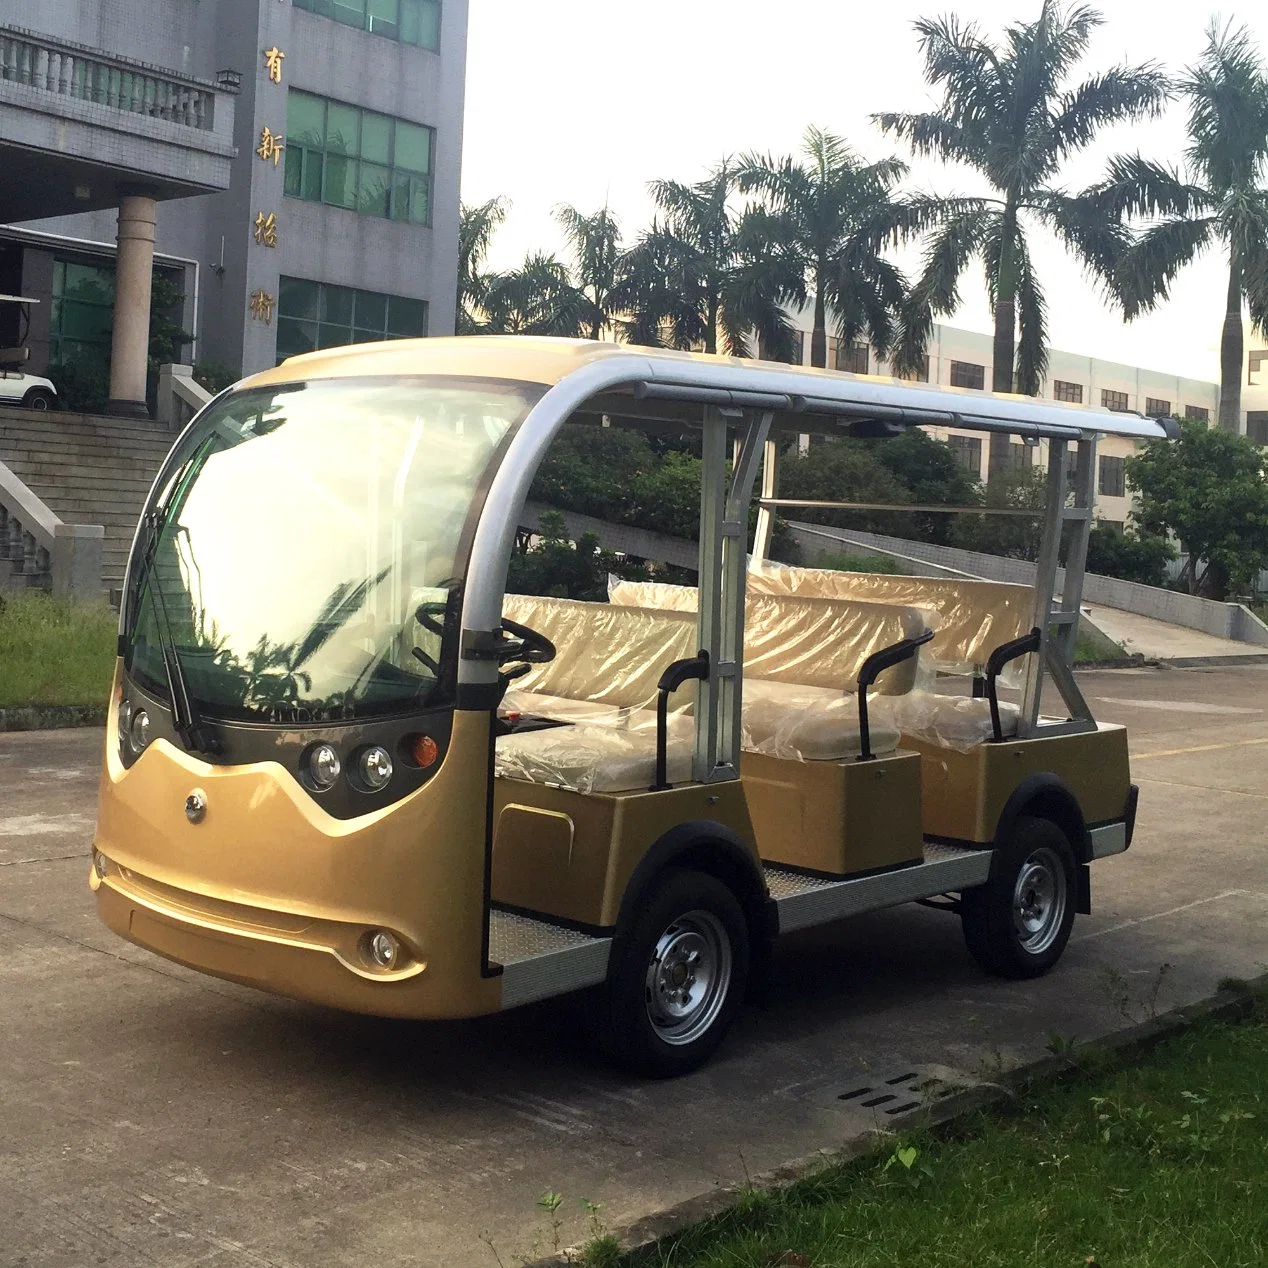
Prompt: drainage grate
<box><xmin>835</xmin><ymin>1070</ymin><xmax>934</xmax><ymax>1117</ymax></box>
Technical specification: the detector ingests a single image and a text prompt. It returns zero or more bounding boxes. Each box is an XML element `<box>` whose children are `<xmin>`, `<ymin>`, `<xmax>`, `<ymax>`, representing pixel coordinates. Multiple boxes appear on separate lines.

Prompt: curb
<box><xmin>1074</xmin><ymin>655</ymin><xmax>1155</xmax><ymax>670</ymax></box>
<box><xmin>1158</xmin><ymin>652</ymin><xmax>1268</xmax><ymax>668</ymax></box>
<box><xmin>0</xmin><ymin>704</ymin><xmax>107</xmax><ymax>732</ymax></box>
<box><xmin>526</xmin><ymin>973</ymin><xmax>1268</xmax><ymax>1267</ymax></box>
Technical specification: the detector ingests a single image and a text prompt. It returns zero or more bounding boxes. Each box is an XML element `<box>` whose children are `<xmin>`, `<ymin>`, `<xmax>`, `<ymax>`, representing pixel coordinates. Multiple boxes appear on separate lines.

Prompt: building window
<box><xmin>1053</xmin><ymin>379</ymin><xmax>1083</xmax><ymax>404</ymax></box>
<box><xmin>947</xmin><ymin>434</ymin><xmax>982</xmax><ymax>476</ymax></box>
<box><xmin>1101</xmin><ymin>388</ymin><xmax>1130</xmax><ymax>412</ymax></box>
<box><xmin>1099</xmin><ymin>455</ymin><xmax>1126</xmax><ymax>497</ymax></box>
<box><xmin>836</xmin><ymin>341</ymin><xmax>869</xmax><ymax>375</ymax></box>
<box><xmin>1249</xmin><ymin>351</ymin><xmax>1267</xmax><ymax>386</ymax></box>
<box><xmin>1006</xmin><ymin>441</ymin><xmax>1034</xmax><ymax>472</ymax></box>
<box><xmin>49</xmin><ymin>259</ymin><xmax>115</xmax><ymax>372</ymax></box>
<box><xmin>897</xmin><ymin>355</ymin><xmax>930</xmax><ymax>382</ymax></box>
<box><xmin>284</xmin><ymin>90</ymin><xmax>434</xmax><ymax>224</ymax></box>
<box><xmin>276</xmin><ymin>277</ymin><xmax>429</xmax><ymax>361</ymax></box>
<box><xmin>949</xmin><ymin>360</ymin><xmax>986</xmax><ymax>390</ymax></box>
<box><xmin>292</xmin><ymin>0</ymin><xmax>441</xmax><ymax>50</ymax></box>
<box><xmin>789</xmin><ymin>330</ymin><xmax>804</xmax><ymax>365</ymax></box>
<box><xmin>1248</xmin><ymin>412</ymin><xmax>1268</xmax><ymax>446</ymax></box>
<box><xmin>825</xmin><ymin>335</ymin><xmax>838</xmax><ymax>368</ymax></box>
<box><xmin>1185</xmin><ymin>404</ymin><xmax>1211</xmax><ymax>422</ymax></box>
<box><xmin>1145</xmin><ymin>397</ymin><xmax>1171</xmax><ymax>417</ymax></box>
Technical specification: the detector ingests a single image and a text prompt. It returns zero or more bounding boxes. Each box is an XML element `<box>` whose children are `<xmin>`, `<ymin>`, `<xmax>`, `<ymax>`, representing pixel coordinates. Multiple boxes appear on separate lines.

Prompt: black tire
<box><xmin>961</xmin><ymin>816</ymin><xmax>1077</xmax><ymax>980</ymax></box>
<box><xmin>22</xmin><ymin>388</ymin><xmax>55</xmax><ymax>411</ymax></box>
<box><xmin>594</xmin><ymin>867</ymin><xmax>750</xmax><ymax>1078</ymax></box>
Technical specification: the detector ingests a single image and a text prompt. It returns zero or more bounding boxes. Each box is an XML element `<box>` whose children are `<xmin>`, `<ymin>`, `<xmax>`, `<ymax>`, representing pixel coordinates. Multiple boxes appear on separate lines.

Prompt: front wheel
<box><xmin>961</xmin><ymin>816</ymin><xmax>1076</xmax><ymax>980</ymax></box>
<box><xmin>22</xmin><ymin>388</ymin><xmax>56</xmax><ymax>411</ymax></box>
<box><xmin>595</xmin><ymin>868</ymin><xmax>749</xmax><ymax>1077</ymax></box>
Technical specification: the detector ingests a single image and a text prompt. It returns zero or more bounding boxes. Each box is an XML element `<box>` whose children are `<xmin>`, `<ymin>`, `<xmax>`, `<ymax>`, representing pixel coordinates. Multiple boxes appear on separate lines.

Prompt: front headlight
<box><xmin>129</xmin><ymin>709</ymin><xmax>152</xmax><ymax>753</ymax></box>
<box><xmin>357</xmin><ymin>745</ymin><xmax>394</xmax><ymax>790</ymax></box>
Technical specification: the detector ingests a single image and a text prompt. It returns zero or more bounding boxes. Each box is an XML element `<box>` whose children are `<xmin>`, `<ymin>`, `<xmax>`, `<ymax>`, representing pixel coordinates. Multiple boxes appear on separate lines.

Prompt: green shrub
<box><xmin>0</xmin><ymin>591</ymin><xmax>118</xmax><ymax>708</ymax></box>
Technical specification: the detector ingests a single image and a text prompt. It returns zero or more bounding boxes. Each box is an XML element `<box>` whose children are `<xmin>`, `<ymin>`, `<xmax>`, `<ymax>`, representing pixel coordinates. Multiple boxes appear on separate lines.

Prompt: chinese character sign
<box><xmin>263</xmin><ymin>46</ymin><xmax>285</xmax><ymax>83</ymax></box>
<box><xmin>249</xmin><ymin>289</ymin><xmax>276</xmax><ymax>324</ymax></box>
<box><xmin>256</xmin><ymin>126</ymin><xmax>285</xmax><ymax>166</ymax></box>
<box><xmin>253</xmin><ymin>212</ymin><xmax>278</xmax><ymax>248</ymax></box>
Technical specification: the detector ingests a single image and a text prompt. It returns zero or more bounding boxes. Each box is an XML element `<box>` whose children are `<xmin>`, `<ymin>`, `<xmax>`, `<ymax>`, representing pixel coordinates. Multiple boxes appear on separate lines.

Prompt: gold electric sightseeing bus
<box><xmin>92</xmin><ymin>337</ymin><xmax>1171</xmax><ymax>1075</ymax></box>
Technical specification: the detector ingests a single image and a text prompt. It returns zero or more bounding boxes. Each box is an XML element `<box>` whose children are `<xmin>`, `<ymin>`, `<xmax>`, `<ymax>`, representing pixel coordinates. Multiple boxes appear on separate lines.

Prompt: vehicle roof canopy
<box><xmin>245</xmin><ymin>336</ymin><xmax>1174</xmax><ymax>444</ymax></box>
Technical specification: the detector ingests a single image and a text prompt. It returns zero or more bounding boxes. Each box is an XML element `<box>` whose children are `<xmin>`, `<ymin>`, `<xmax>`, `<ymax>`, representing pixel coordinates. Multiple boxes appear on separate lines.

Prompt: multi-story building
<box><xmin>788</xmin><ymin>317</ymin><xmax>1268</xmax><ymax>529</ymax></box>
<box><xmin>0</xmin><ymin>0</ymin><xmax>467</xmax><ymax>415</ymax></box>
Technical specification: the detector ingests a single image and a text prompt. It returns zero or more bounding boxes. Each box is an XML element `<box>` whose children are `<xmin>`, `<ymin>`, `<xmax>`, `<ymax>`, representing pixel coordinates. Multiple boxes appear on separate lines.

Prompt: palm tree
<box><xmin>738</xmin><ymin>126</ymin><xmax>913</xmax><ymax>369</ymax></box>
<box><xmin>457</xmin><ymin>196</ymin><xmax>508</xmax><ymax>334</ymax></box>
<box><xmin>612</xmin><ymin>160</ymin><xmax>795</xmax><ymax>358</ymax></box>
<box><xmin>1098</xmin><ymin>22</ymin><xmax>1268</xmax><ymax>433</ymax></box>
<box><xmin>554</xmin><ymin>204</ymin><xmax>623</xmax><ymax>340</ymax></box>
<box><xmin>481</xmin><ymin>253</ymin><xmax>586</xmax><ymax>337</ymax></box>
<box><xmin>875</xmin><ymin>3</ymin><xmax>1168</xmax><ymax>476</ymax></box>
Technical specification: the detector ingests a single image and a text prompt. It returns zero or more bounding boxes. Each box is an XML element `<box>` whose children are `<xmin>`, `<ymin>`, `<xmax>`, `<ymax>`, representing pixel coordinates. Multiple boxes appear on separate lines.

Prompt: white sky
<box><xmin>460</xmin><ymin>1</ymin><xmax>1268</xmax><ymax>383</ymax></box>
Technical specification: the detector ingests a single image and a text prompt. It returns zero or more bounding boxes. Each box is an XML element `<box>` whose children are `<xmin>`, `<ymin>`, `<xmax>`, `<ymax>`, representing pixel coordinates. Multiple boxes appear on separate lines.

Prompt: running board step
<box><xmin>489</xmin><ymin>910</ymin><xmax>611</xmax><ymax>1009</ymax></box>
<box><xmin>766</xmin><ymin>843</ymin><xmax>992</xmax><ymax>934</ymax></box>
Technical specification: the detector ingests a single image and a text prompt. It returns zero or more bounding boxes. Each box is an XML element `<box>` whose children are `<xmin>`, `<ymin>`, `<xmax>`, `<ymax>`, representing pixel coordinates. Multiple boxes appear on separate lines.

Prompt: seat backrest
<box><xmin>744</xmin><ymin>563</ymin><xmax>1034</xmax><ymax>675</ymax></box>
<box><xmin>606</xmin><ymin>581</ymin><xmax>930</xmax><ymax>695</ymax></box>
<box><xmin>502</xmin><ymin>593</ymin><xmax>697</xmax><ymax>710</ymax></box>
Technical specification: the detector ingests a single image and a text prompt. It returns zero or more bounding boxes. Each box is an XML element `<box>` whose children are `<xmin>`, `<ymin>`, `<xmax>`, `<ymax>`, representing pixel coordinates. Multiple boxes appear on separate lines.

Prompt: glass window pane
<box><xmin>360</xmin><ymin>113</ymin><xmax>391</xmax><ymax>165</ymax></box>
<box><xmin>387</xmin><ymin>295</ymin><xmax>427</xmax><ymax>335</ymax></box>
<box><xmin>407</xmin><ymin>176</ymin><xmax>430</xmax><ymax>225</ymax></box>
<box><xmin>357</xmin><ymin>163</ymin><xmax>391</xmax><ymax>217</ymax></box>
<box><xmin>419</xmin><ymin>0</ymin><xmax>441</xmax><ymax>49</ymax></box>
<box><xmin>302</xmin><ymin>151</ymin><xmax>324</xmax><ymax>201</ymax></box>
<box><xmin>321</xmin><ymin>285</ymin><xmax>355</xmax><ymax>326</ymax></box>
<box><xmin>62</xmin><ymin>262</ymin><xmax>115</xmax><ymax>304</ymax></box>
<box><xmin>279</xmin><ymin>277</ymin><xmax>320</xmax><ymax>320</ymax></box>
<box><xmin>332</xmin><ymin>0</ymin><xmax>365</xmax><ymax>27</ymax></box>
<box><xmin>353</xmin><ymin>290</ymin><xmax>387</xmax><ymax>331</ymax></box>
<box><xmin>399</xmin><ymin>0</ymin><xmax>422</xmax><ymax>44</ymax></box>
<box><xmin>351</xmin><ymin>327</ymin><xmax>382</xmax><ymax>343</ymax></box>
<box><xmin>286</xmin><ymin>91</ymin><xmax>325</xmax><ymax>147</ymax></box>
<box><xmin>317</xmin><ymin>322</ymin><xmax>353</xmax><ymax>350</ymax></box>
<box><xmin>60</xmin><ymin>299</ymin><xmax>112</xmax><ymax>342</ymax></box>
<box><xmin>276</xmin><ymin>316</ymin><xmax>318</xmax><ymax>361</ymax></box>
<box><xmin>326</xmin><ymin>102</ymin><xmax>360</xmax><ymax>156</ymax></box>
<box><xmin>367</xmin><ymin>0</ymin><xmax>399</xmax><ymax>37</ymax></box>
<box><xmin>390</xmin><ymin>173</ymin><xmax>412</xmax><ymax>221</ymax></box>
<box><xmin>393</xmin><ymin>121</ymin><xmax>431</xmax><ymax>172</ymax></box>
<box><xmin>323</xmin><ymin>155</ymin><xmax>357</xmax><ymax>208</ymax></box>
<box><xmin>283</xmin><ymin>145</ymin><xmax>303</xmax><ymax>198</ymax></box>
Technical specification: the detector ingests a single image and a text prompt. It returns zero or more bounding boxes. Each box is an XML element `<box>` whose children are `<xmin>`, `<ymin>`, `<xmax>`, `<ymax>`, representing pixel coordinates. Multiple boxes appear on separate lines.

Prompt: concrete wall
<box><xmin>790</xmin><ymin>521</ymin><xmax>1268</xmax><ymax>649</ymax></box>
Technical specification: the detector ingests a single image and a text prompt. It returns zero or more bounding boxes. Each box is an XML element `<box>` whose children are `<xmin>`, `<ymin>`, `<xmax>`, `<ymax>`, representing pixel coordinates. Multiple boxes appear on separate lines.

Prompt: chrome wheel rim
<box><xmin>30</xmin><ymin>396</ymin><xmax>49</xmax><ymax>411</ymax></box>
<box><xmin>1012</xmin><ymin>847</ymin><xmax>1067</xmax><ymax>955</ymax></box>
<box><xmin>644</xmin><ymin>909</ymin><xmax>732</xmax><ymax>1047</ymax></box>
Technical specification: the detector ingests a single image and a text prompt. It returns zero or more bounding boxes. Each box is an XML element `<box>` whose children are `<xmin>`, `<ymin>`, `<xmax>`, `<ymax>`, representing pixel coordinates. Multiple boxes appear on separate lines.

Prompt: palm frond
<box><xmin>873</xmin><ymin>111</ymin><xmax>987</xmax><ymax>169</ymax></box>
<box><xmin>1244</xmin><ymin>226</ymin><xmax>1268</xmax><ymax>338</ymax></box>
<box><xmin>1090</xmin><ymin>154</ymin><xmax>1212</xmax><ymax>220</ymax></box>
<box><xmin>1114</xmin><ymin>217</ymin><xmax>1218</xmax><ymax>318</ymax></box>
<box><xmin>1013</xmin><ymin>224</ymin><xmax>1048</xmax><ymax>394</ymax></box>
<box><xmin>1049</xmin><ymin>64</ymin><xmax>1171</xmax><ymax>159</ymax></box>
<box><xmin>1030</xmin><ymin>188</ymin><xmax>1132</xmax><ymax>286</ymax></box>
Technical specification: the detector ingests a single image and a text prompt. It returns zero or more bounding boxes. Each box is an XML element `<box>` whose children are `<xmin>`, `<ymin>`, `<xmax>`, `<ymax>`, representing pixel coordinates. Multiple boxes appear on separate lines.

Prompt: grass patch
<box><xmin>1074</xmin><ymin>630</ymin><xmax>1129</xmax><ymax>664</ymax></box>
<box><xmin>0</xmin><ymin>590</ymin><xmax>117</xmax><ymax>708</ymax></box>
<box><xmin>812</xmin><ymin>551</ymin><xmax>908</xmax><ymax>575</ymax></box>
<box><xmin>624</xmin><ymin>999</ymin><xmax>1267</xmax><ymax>1268</ymax></box>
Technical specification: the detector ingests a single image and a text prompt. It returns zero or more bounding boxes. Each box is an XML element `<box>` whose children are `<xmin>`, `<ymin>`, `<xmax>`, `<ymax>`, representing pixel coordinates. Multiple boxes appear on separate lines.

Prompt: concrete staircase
<box><xmin>0</xmin><ymin>406</ymin><xmax>174</xmax><ymax>597</ymax></box>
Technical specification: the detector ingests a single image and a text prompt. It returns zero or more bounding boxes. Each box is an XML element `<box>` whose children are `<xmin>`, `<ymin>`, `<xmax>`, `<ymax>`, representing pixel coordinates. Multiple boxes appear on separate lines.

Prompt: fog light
<box><xmin>365</xmin><ymin>930</ymin><xmax>400</xmax><ymax>969</ymax></box>
<box><xmin>94</xmin><ymin>850</ymin><xmax>108</xmax><ymax>879</ymax></box>
<box><xmin>409</xmin><ymin>733</ymin><xmax>439</xmax><ymax>768</ymax></box>
<box><xmin>129</xmin><ymin>709</ymin><xmax>151</xmax><ymax>753</ymax></box>
<box><xmin>358</xmin><ymin>745</ymin><xmax>393</xmax><ymax>790</ymax></box>
<box><xmin>307</xmin><ymin>743</ymin><xmax>341</xmax><ymax>790</ymax></box>
<box><xmin>118</xmin><ymin>698</ymin><xmax>132</xmax><ymax>734</ymax></box>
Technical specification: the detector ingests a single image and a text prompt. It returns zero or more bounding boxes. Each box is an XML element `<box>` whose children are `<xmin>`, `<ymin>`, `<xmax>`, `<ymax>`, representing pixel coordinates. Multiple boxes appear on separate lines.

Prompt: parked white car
<box><xmin>0</xmin><ymin>370</ymin><xmax>58</xmax><ymax>411</ymax></box>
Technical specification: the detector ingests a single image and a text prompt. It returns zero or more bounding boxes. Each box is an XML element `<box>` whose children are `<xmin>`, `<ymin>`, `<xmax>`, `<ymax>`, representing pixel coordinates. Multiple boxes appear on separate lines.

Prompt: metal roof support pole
<box><xmin>1019</xmin><ymin>442</ymin><xmax>1068</xmax><ymax>735</ymax></box>
<box><xmin>694</xmin><ymin>407</ymin><xmax>772</xmax><ymax>783</ymax></box>
<box><xmin>751</xmin><ymin>436</ymin><xmax>779</xmax><ymax>565</ymax></box>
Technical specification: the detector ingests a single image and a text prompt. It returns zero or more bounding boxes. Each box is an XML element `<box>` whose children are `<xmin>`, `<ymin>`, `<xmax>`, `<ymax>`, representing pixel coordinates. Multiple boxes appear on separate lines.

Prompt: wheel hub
<box><xmin>645</xmin><ymin>910</ymin><xmax>732</xmax><ymax>1046</ymax></box>
<box><xmin>1011</xmin><ymin>847</ymin><xmax>1067</xmax><ymax>955</ymax></box>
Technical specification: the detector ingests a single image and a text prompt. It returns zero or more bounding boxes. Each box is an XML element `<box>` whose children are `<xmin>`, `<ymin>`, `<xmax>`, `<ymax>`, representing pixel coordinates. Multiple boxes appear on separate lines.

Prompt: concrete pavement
<box><xmin>1081</xmin><ymin>602</ymin><xmax>1260</xmax><ymax>660</ymax></box>
<box><xmin>2</xmin><ymin>667</ymin><xmax>1267</xmax><ymax>1266</ymax></box>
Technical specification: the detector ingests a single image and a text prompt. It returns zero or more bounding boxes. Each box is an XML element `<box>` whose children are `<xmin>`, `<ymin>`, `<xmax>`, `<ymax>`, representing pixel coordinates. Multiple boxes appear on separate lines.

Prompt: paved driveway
<box><xmin>3</xmin><ymin>665</ymin><xmax>1267</xmax><ymax>1266</ymax></box>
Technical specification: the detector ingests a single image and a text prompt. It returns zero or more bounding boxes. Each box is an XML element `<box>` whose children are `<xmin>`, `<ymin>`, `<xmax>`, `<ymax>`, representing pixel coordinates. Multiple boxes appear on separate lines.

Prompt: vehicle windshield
<box><xmin>124</xmin><ymin>376</ymin><xmax>540</xmax><ymax>722</ymax></box>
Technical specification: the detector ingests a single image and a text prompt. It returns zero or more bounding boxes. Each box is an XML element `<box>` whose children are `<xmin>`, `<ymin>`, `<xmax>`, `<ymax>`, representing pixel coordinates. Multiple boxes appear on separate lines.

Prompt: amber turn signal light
<box><xmin>408</xmin><ymin>734</ymin><xmax>439</xmax><ymax>768</ymax></box>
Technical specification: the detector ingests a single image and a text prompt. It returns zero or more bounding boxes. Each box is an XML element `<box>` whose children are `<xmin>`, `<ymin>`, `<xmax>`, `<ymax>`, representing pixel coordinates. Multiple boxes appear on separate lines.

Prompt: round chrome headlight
<box><xmin>118</xmin><ymin>698</ymin><xmax>132</xmax><ymax>735</ymax></box>
<box><xmin>358</xmin><ymin>745</ymin><xmax>393</xmax><ymax>790</ymax></box>
<box><xmin>307</xmin><ymin>743</ymin><xmax>342</xmax><ymax>790</ymax></box>
<box><xmin>129</xmin><ymin>709</ymin><xmax>151</xmax><ymax>753</ymax></box>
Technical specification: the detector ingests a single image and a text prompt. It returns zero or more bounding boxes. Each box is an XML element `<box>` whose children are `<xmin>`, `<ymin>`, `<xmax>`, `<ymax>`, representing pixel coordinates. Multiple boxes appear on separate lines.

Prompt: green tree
<box><xmin>1097</xmin><ymin>23</ymin><xmax>1268</xmax><ymax>433</ymax></box>
<box><xmin>738</xmin><ymin>127</ymin><xmax>913</xmax><ymax>368</ymax></box>
<box><xmin>612</xmin><ymin>160</ymin><xmax>794</xmax><ymax>357</ymax></box>
<box><xmin>481</xmin><ymin>252</ymin><xmax>586</xmax><ymax>336</ymax></box>
<box><xmin>951</xmin><ymin>467</ymin><xmax>1049</xmax><ymax>560</ymax></box>
<box><xmin>457</xmin><ymin>196</ymin><xmax>509</xmax><ymax>333</ymax></box>
<box><xmin>528</xmin><ymin>425</ymin><xmax>659</xmax><ymax>521</ymax></box>
<box><xmin>1127</xmin><ymin>419</ymin><xmax>1268</xmax><ymax>597</ymax></box>
<box><xmin>554</xmin><ymin>204</ymin><xmax>623</xmax><ymax>340</ymax></box>
<box><xmin>875</xmin><ymin>3</ymin><xmax>1168</xmax><ymax>476</ymax></box>
<box><xmin>777</xmin><ymin>438</ymin><xmax>912</xmax><ymax>536</ymax></box>
<box><xmin>872</xmin><ymin>427</ymin><xmax>982</xmax><ymax>543</ymax></box>
<box><xmin>1083</xmin><ymin>522</ymin><xmax>1175</xmax><ymax>586</ymax></box>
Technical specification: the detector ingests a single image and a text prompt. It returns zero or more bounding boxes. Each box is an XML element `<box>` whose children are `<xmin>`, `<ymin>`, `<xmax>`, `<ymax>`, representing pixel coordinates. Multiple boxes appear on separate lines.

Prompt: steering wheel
<box><xmin>498</xmin><ymin>618</ymin><xmax>556</xmax><ymax>668</ymax></box>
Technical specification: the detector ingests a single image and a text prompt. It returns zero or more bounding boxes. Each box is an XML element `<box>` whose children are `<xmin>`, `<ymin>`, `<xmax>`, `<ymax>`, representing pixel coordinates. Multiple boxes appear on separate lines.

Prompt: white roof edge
<box><xmin>623</xmin><ymin>354</ymin><xmax>1171</xmax><ymax>443</ymax></box>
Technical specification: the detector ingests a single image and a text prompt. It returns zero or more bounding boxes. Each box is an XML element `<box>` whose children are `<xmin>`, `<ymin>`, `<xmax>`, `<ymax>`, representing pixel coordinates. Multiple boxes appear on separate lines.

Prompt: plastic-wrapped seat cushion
<box><xmin>742</xmin><ymin>679</ymin><xmax>901</xmax><ymax>761</ymax></box>
<box><xmin>878</xmin><ymin>693</ymin><xmax>1021</xmax><ymax>751</ymax></box>
<box><xmin>495</xmin><ymin>712</ymin><xmax>693</xmax><ymax>794</ymax></box>
<box><xmin>500</xmin><ymin>688</ymin><xmax>629</xmax><ymax>726</ymax></box>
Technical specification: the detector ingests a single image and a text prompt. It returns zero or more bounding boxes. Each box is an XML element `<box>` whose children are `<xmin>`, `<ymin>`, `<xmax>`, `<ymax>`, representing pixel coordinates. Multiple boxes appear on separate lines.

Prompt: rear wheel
<box><xmin>961</xmin><ymin>816</ymin><xmax>1076</xmax><ymax>979</ymax></box>
<box><xmin>22</xmin><ymin>388</ymin><xmax>55</xmax><ymax>411</ymax></box>
<box><xmin>595</xmin><ymin>868</ymin><xmax>749</xmax><ymax>1077</ymax></box>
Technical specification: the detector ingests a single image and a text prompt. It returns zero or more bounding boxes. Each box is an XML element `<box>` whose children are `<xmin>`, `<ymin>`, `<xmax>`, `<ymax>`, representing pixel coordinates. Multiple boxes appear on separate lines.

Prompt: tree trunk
<box><xmin>811</xmin><ymin>278</ymin><xmax>827</xmax><ymax>368</ymax></box>
<box><xmin>1218</xmin><ymin>257</ymin><xmax>1244</xmax><ymax>434</ymax></box>
<box><xmin>988</xmin><ymin>200</ymin><xmax>1021</xmax><ymax>481</ymax></box>
<box><xmin>705</xmin><ymin>294</ymin><xmax>718</xmax><ymax>355</ymax></box>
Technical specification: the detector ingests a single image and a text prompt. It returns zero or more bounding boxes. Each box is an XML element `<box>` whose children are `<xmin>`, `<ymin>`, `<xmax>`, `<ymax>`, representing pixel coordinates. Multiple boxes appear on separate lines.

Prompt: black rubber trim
<box><xmin>1123</xmin><ymin>784</ymin><xmax>1139</xmax><ymax>847</ymax></box>
<box><xmin>985</xmin><ymin>627</ymin><xmax>1041</xmax><ymax>742</ymax></box>
<box><xmin>990</xmin><ymin>772</ymin><xmax>1091</xmax><ymax>869</ymax></box>
<box><xmin>491</xmin><ymin>900</ymin><xmax>614</xmax><ymax>940</ymax></box>
<box><xmin>651</xmin><ymin>652</ymin><xmax>709</xmax><ymax>790</ymax></box>
<box><xmin>855</xmin><ymin>629</ymin><xmax>935</xmax><ymax>761</ymax></box>
<box><xmin>457</xmin><ymin>681</ymin><xmax>502</xmax><ymax>711</ymax></box>
<box><xmin>1075</xmin><ymin>863</ymin><xmax>1092</xmax><ymax>915</ymax></box>
<box><xmin>480</xmin><ymin>708</ymin><xmax>500</xmax><ymax>978</ymax></box>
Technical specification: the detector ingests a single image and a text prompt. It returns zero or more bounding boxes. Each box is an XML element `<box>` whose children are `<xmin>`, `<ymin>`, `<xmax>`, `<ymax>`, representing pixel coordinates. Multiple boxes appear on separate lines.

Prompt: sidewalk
<box><xmin>1082</xmin><ymin>602</ymin><xmax>1263</xmax><ymax>660</ymax></box>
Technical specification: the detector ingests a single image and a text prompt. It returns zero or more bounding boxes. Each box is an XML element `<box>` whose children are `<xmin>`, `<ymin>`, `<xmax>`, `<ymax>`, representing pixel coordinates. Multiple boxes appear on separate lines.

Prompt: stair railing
<box><xmin>0</xmin><ymin>458</ymin><xmax>104</xmax><ymax>598</ymax></box>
